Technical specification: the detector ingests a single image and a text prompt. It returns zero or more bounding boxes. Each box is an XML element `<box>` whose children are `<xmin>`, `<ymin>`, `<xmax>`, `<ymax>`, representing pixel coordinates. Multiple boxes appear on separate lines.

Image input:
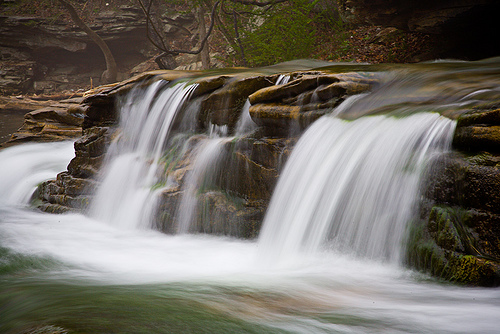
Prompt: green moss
<box><xmin>406</xmin><ymin>205</ymin><xmax>500</xmax><ymax>286</ymax></box>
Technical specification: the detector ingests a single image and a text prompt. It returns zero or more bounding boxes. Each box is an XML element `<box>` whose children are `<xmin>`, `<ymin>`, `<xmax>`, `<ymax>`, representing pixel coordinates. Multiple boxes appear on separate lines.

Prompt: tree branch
<box><xmin>137</xmin><ymin>0</ymin><xmax>169</xmax><ymax>53</ymax></box>
<box><xmin>138</xmin><ymin>0</ymin><xmax>219</xmax><ymax>57</ymax></box>
<box><xmin>57</xmin><ymin>0</ymin><xmax>117</xmax><ymax>83</ymax></box>
<box><xmin>160</xmin><ymin>0</ymin><xmax>220</xmax><ymax>55</ymax></box>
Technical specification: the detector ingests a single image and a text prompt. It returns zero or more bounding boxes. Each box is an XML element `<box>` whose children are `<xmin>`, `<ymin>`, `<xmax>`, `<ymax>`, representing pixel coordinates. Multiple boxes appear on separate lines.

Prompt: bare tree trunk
<box><xmin>138</xmin><ymin>0</ymin><xmax>220</xmax><ymax>69</ymax></box>
<box><xmin>57</xmin><ymin>0</ymin><xmax>118</xmax><ymax>84</ymax></box>
<box><xmin>146</xmin><ymin>0</ymin><xmax>178</xmax><ymax>69</ymax></box>
<box><xmin>198</xmin><ymin>4</ymin><xmax>211</xmax><ymax>69</ymax></box>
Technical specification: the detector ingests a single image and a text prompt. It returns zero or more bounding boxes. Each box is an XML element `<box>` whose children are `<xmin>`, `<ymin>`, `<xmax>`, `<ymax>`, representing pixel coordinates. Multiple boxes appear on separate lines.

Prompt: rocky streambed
<box><xmin>6</xmin><ymin>60</ymin><xmax>500</xmax><ymax>286</ymax></box>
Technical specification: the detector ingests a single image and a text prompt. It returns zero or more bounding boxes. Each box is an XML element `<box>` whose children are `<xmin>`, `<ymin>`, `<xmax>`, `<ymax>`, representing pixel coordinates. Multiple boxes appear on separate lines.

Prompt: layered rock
<box><xmin>409</xmin><ymin>106</ymin><xmax>500</xmax><ymax>286</ymax></box>
<box><xmin>0</xmin><ymin>4</ymin><xmax>204</xmax><ymax>95</ymax></box>
<box><xmin>31</xmin><ymin>69</ymin><xmax>375</xmax><ymax>237</ymax></box>
<box><xmin>248</xmin><ymin>72</ymin><xmax>373</xmax><ymax>136</ymax></box>
<box><xmin>2</xmin><ymin>96</ymin><xmax>85</xmax><ymax>147</ymax></box>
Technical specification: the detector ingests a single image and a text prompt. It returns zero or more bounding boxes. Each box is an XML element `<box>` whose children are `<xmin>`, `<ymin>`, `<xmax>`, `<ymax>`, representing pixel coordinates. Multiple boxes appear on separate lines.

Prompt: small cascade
<box><xmin>90</xmin><ymin>81</ymin><xmax>198</xmax><ymax>228</ymax></box>
<box><xmin>258</xmin><ymin>110</ymin><xmax>456</xmax><ymax>264</ymax></box>
<box><xmin>234</xmin><ymin>100</ymin><xmax>257</xmax><ymax>136</ymax></box>
<box><xmin>177</xmin><ymin>124</ymin><xmax>233</xmax><ymax>233</ymax></box>
<box><xmin>275</xmin><ymin>74</ymin><xmax>291</xmax><ymax>85</ymax></box>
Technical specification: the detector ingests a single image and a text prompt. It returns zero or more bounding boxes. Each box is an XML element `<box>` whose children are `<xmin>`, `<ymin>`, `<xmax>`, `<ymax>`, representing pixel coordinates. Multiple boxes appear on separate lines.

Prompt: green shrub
<box><xmin>241</xmin><ymin>0</ymin><xmax>318</xmax><ymax>67</ymax></box>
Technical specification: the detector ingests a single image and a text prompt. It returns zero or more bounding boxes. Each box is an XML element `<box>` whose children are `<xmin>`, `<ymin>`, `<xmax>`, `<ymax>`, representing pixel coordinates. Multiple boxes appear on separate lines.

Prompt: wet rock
<box><xmin>425</xmin><ymin>152</ymin><xmax>500</xmax><ymax>215</ymax></box>
<box><xmin>454</xmin><ymin>125</ymin><xmax>500</xmax><ymax>153</ymax></box>
<box><xmin>35</xmin><ymin>171</ymin><xmax>96</xmax><ymax>213</ymax></box>
<box><xmin>189</xmin><ymin>191</ymin><xmax>265</xmax><ymax>238</ymax></box>
<box><xmin>66</xmin><ymin>127</ymin><xmax>113</xmax><ymax>179</ymax></box>
<box><xmin>154</xmin><ymin>189</ymin><xmax>182</xmax><ymax>234</ymax></box>
<box><xmin>199</xmin><ymin>75</ymin><xmax>275</xmax><ymax>129</ymax></box>
<box><xmin>248</xmin><ymin>74</ymin><xmax>339</xmax><ymax>105</ymax></box>
<box><xmin>453</xmin><ymin>108</ymin><xmax>500</xmax><ymax>153</ymax></box>
<box><xmin>415</xmin><ymin>149</ymin><xmax>500</xmax><ymax>286</ymax></box>
<box><xmin>153</xmin><ymin>135</ymin><xmax>295</xmax><ymax>237</ymax></box>
<box><xmin>248</xmin><ymin>73</ymin><xmax>373</xmax><ymax>136</ymax></box>
<box><xmin>407</xmin><ymin>206</ymin><xmax>500</xmax><ymax>286</ymax></box>
<box><xmin>456</xmin><ymin>108</ymin><xmax>500</xmax><ymax>127</ymax></box>
<box><xmin>191</xmin><ymin>75</ymin><xmax>232</xmax><ymax>98</ymax></box>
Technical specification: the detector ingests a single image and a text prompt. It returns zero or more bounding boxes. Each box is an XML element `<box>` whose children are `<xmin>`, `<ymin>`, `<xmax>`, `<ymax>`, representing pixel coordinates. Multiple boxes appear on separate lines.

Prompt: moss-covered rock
<box><xmin>407</xmin><ymin>206</ymin><xmax>500</xmax><ymax>286</ymax></box>
<box><xmin>424</xmin><ymin>152</ymin><xmax>500</xmax><ymax>215</ymax></box>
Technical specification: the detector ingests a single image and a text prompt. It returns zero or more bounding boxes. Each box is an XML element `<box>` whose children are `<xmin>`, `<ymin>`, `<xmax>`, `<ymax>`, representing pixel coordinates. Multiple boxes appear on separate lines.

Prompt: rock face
<box><xmin>0</xmin><ymin>7</ymin><xmax>152</xmax><ymax>94</ymax></box>
<box><xmin>0</xmin><ymin>3</ymin><xmax>206</xmax><ymax>95</ymax></box>
<box><xmin>31</xmin><ymin>69</ymin><xmax>375</xmax><ymax>238</ymax></box>
<box><xmin>249</xmin><ymin>72</ymin><xmax>373</xmax><ymax>136</ymax></box>
<box><xmin>408</xmin><ymin>106</ymin><xmax>500</xmax><ymax>286</ymax></box>
<box><xmin>337</xmin><ymin>0</ymin><xmax>500</xmax><ymax>59</ymax></box>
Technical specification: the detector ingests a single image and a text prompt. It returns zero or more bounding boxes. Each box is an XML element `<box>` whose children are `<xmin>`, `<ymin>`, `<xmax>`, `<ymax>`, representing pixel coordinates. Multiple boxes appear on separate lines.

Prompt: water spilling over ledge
<box><xmin>21</xmin><ymin>59</ymin><xmax>500</xmax><ymax>284</ymax></box>
<box><xmin>1</xmin><ymin>59</ymin><xmax>500</xmax><ymax>333</ymax></box>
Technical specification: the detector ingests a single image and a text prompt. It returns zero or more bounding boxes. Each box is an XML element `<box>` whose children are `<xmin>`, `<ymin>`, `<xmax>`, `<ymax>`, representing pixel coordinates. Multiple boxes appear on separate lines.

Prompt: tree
<box><xmin>211</xmin><ymin>0</ymin><xmax>319</xmax><ymax>67</ymax></box>
<box><xmin>139</xmin><ymin>0</ymin><xmax>321</xmax><ymax>69</ymax></box>
<box><xmin>138</xmin><ymin>0</ymin><xmax>220</xmax><ymax>70</ymax></box>
<box><xmin>57</xmin><ymin>0</ymin><xmax>118</xmax><ymax>83</ymax></box>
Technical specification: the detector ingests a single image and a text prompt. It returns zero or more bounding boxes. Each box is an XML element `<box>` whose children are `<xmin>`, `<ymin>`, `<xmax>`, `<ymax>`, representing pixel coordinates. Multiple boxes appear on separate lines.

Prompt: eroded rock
<box><xmin>249</xmin><ymin>72</ymin><xmax>374</xmax><ymax>135</ymax></box>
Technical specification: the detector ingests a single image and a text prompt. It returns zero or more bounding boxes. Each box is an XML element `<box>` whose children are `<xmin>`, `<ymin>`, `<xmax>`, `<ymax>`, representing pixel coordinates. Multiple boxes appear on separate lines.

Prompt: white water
<box><xmin>1</xmin><ymin>67</ymin><xmax>500</xmax><ymax>333</ymax></box>
<box><xmin>90</xmin><ymin>81</ymin><xmax>197</xmax><ymax>229</ymax></box>
<box><xmin>0</xmin><ymin>141</ymin><xmax>75</xmax><ymax>206</ymax></box>
<box><xmin>258</xmin><ymin>113</ymin><xmax>456</xmax><ymax>264</ymax></box>
<box><xmin>276</xmin><ymin>74</ymin><xmax>291</xmax><ymax>85</ymax></box>
<box><xmin>235</xmin><ymin>99</ymin><xmax>257</xmax><ymax>135</ymax></box>
<box><xmin>1</xmin><ymin>146</ymin><xmax>500</xmax><ymax>333</ymax></box>
<box><xmin>177</xmin><ymin>134</ymin><xmax>232</xmax><ymax>233</ymax></box>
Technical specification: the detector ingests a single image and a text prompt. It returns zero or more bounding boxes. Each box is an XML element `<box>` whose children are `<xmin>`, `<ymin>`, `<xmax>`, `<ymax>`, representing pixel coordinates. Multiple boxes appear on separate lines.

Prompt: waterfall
<box><xmin>88</xmin><ymin>72</ymin><xmax>457</xmax><ymax>262</ymax></box>
<box><xmin>176</xmin><ymin>125</ymin><xmax>233</xmax><ymax>233</ymax></box>
<box><xmin>90</xmin><ymin>80</ymin><xmax>198</xmax><ymax>228</ymax></box>
<box><xmin>2</xmin><ymin>62</ymin><xmax>500</xmax><ymax>334</ymax></box>
<box><xmin>258</xmin><ymin>111</ymin><xmax>456</xmax><ymax>264</ymax></box>
<box><xmin>89</xmin><ymin>79</ymin><xmax>256</xmax><ymax>233</ymax></box>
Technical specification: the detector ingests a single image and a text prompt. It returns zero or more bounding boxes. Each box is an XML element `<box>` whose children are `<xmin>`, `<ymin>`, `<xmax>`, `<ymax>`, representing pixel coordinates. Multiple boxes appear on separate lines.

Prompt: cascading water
<box><xmin>2</xmin><ymin>61</ymin><xmax>500</xmax><ymax>334</ymax></box>
<box><xmin>0</xmin><ymin>141</ymin><xmax>75</xmax><ymax>206</ymax></box>
<box><xmin>89</xmin><ymin>80</ymin><xmax>198</xmax><ymax>229</ymax></box>
<box><xmin>177</xmin><ymin>124</ymin><xmax>233</xmax><ymax>233</ymax></box>
<box><xmin>258</xmin><ymin>111</ymin><xmax>455</xmax><ymax>264</ymax></box>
